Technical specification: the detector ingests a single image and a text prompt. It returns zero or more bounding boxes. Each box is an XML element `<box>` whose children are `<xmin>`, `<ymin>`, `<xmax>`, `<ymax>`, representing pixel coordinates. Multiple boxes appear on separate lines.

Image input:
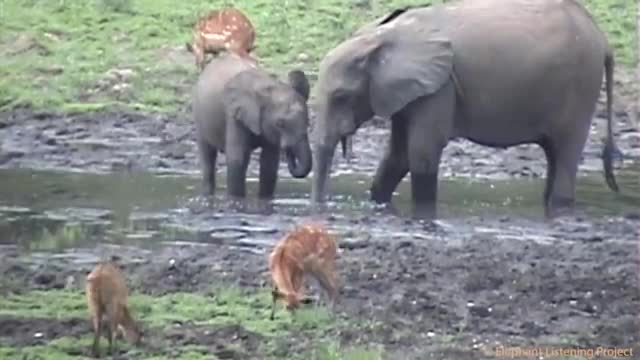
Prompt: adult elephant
<box><xmin>193</xmin><ymin>52</ymin><xmax>312</xmax><ymax>199</ymax></box>
<box><xmin>311</xmin><ymin>0</ymin><xmax>620</xmax><ymax>219</ymax></box>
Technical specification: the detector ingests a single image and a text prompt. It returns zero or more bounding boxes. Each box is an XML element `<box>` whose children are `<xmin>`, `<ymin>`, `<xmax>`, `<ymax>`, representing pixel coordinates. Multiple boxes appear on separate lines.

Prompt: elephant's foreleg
<box><xmin>407</xmin><ymin>147</ymin><xmax>443</xmax><ymax>220</ymax></box>
<box><xmin>405</xmin><ymin>84</ymin><xmax>455</xmax><ymax>220</ymax></box>
<box><xmin>197</xmin><ymin>137</ymin><xmax>218</xmax><ymax>196</ymax></box>
<box><xmin>258</xmin><ymin>144</ymin><xmax>280</xmax><ymax>199</ymax></box>
<box><xmin>370</xmin><ymin>115</ymin><xmax>409</xmax><ymax>203</ymax></box>
<box><xmin>225</xmin><ymin>134</ymin><xmax>252</xmax><ymax>199</ymax></box>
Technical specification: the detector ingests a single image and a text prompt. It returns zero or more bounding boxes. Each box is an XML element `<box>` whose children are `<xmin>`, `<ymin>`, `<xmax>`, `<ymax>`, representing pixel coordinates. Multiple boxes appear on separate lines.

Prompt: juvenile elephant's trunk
<box><xmin>285</xmin><ymin>136</ymin><xmax>312</xmax><ymax>178</ymax></box>
<box><xmin>340</xmin><ymin>136</ymin><xmax>349</xmax><ymax>159</ymax></box>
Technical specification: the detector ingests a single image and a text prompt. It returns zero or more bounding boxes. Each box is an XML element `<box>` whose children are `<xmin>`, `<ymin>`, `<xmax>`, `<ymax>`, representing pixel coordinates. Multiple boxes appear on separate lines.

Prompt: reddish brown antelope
<box><xmin>86</xmin><ymin>262</ymin><xmax>142</xmax><ymax>357</ymax></box>
<box><xmin>185</xmin><ymin>7</ymin><xmax>257</xmax><ymax>71</ymax></box>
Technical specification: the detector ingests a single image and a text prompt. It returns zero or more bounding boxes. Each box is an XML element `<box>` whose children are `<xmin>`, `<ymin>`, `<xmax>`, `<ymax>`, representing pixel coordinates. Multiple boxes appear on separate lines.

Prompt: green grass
<box><xmin>586</xmin><ymin>0</ymin><xmax>637</xmax><ymax>66</ymax></box>
<box><xmin>0</xmin><ymin>287</ymin><xmax>336</xmax><ymax>334</ymax></box>
<box><xmin>0</xmin><ymin>0</ymin><xmax>636</xmax><ymax>113</ymax></box>
<box><xmin>0</xmin><ymin>287</ymin><xmax>380</xmax><ymax>359</ymax></box>
<box><xmin>307</xmin><ymin>342</ymin><xmax>385</xmax><ymax>360</ymax></box>
<box><xmin>0</xmin><ymin>289</ymin><xmax>87</xmax><ymax>319</ymax></box>
<box><xmin>0</xmin><ymin>345</ymin><xmax>81</xmax><ymax>360</ymax></box>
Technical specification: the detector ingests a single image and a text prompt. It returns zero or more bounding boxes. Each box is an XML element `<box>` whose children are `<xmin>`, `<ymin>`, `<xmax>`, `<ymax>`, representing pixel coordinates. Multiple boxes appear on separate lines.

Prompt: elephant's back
<box><xmin>194</xmin><ymin>53</ymin><xmax>257</xmax><ymax>149</ymax></box>
<box><xmin>445</xmin><ymin>0</ymin><xmax>608</xmax><ymax>60</ymax></box>
<box><xmin>449</xmin><ymin>1</ymin><xmax>606</xmax><ymax>123</ymax></box>
<box><xmin>196</xmin><ymin>53</ymin><xmax>257</xmax><ymax>98</ymax></box>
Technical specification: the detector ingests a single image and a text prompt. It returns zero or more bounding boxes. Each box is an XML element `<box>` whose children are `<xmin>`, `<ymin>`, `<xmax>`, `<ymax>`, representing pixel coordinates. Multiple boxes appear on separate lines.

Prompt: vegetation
<box><xmin>0</xmin><ymin>0</ymin><xmax>636</xmax><ymax>113</ymax></box>
<box><xmin>0</xmin><ymin>287</ymin><xmax>382</xmax><ymax>359</ymax></box>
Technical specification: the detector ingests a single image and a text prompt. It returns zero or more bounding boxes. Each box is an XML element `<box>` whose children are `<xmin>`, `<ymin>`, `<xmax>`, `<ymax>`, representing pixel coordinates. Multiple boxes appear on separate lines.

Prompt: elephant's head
<box><xmin>224</xmin><ymin>68</ymin><xmax>312</xmax><ymax>178</ymax></box>
<box><xmin>311</xmin><ymin>12</ymin><xmax>454</xmax><ymax>202</ymax></box>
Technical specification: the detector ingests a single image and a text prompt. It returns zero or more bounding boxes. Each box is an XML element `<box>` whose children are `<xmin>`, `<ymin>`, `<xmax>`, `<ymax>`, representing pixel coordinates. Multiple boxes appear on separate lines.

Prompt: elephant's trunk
<box><xmin>340</xmin><ymin>136</ymin><xmax>349</xmax><ymax>159</ymax></box>
<box><xmin>311</xmin><ymin>140</ymin><xmax>338</xmax><ymax>203</ymax></box>
<box><xmin>285</xmin><ymin>136</ymin><xmax>312</xmax><ymax>178</ymax></box>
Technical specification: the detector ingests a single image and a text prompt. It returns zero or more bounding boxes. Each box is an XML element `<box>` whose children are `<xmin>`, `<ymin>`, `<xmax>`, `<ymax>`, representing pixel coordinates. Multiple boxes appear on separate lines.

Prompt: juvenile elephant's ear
<box><xmin>368</xmin><ymin>35</ymin><xmax>453</xmax><ymax>118</ymax></box>
<box><xmin>287</xmin><ymin>70</ymin><xmax>310</xmax><ymax>101</ymax></box>
<box><xmin>223</xmin><ymin>73</ymin><xmax>262</xmax><ymax>135</ymax></box>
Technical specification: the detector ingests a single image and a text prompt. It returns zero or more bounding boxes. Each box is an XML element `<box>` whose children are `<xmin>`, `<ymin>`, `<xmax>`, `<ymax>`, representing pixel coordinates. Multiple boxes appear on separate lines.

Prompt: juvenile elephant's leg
<box><xmin>258</xmin><ymin>144</ymin><xmax>280</xmax><ymax>199</ymax></box>
<box><xmin>197</xmin><ymin>137</ymin><xmax>218</xmax><ymax>196</ymax></box>
<box><xmin>345</xmin><ymin>137</ymin><xmax>355</xmax><ymax>163</ymax></box>
<box><xmin>369</xmin><ymin>116</ymin><xmax>409</xmax><ymax>203</ymax></box>
<box><xmin>405</xmin><ymin>85</ymin><xmax>455</xmax><ymax>220</ymax></box>
<box><xmin>225</xmin><ymin>132</ymin><xmax>252</xmax><ymax>199</ymax></box>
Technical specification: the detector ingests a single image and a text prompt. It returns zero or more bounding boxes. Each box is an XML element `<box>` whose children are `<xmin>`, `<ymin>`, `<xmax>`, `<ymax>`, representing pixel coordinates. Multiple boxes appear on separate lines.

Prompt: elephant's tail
<box><xmin>602</xmin><ymin>49</ymin><xmax>620</xmax><ymax>193</ymax></box>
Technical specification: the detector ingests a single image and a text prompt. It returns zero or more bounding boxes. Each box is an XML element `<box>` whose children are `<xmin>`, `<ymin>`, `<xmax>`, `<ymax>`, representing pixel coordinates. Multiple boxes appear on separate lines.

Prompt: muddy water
<box><xmin>0</xmin><ymin>165</ymin><xmax>638</xmax><ymax>253</ymax></box>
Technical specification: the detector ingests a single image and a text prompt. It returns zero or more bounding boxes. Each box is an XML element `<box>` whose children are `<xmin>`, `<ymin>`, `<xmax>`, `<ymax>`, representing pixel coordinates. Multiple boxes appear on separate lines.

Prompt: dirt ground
<box><xmin>0</xmin><ymin>67</ymin><xmax>639</xmax><ymax>359</ymax></box>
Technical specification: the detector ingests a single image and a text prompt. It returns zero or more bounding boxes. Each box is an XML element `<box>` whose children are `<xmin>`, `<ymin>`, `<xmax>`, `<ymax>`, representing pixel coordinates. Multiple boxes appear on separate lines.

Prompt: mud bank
<box><xmin>0</xmin><ymin>104</ymin><xmax>638</xmax><ymax>182</ymax></box>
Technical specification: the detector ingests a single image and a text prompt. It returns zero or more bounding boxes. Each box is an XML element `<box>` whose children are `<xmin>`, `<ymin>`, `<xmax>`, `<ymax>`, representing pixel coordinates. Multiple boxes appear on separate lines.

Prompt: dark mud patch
<box><xmin>0</xmin><ymin>316</ymin><xmax>88</xmax><ymax>347</ymax></box>
<box><xmin>0</xmin><ymin>105</ymin><xmax>638</xmax><ymax>181</ymax></box>
<box><xmin>161</xmin><ymin>323</ymin><xmax>264</xmax><ymax>359</ymax></box>
<box><xmin>1</xmin><ymin>214</ymin><xmax>638</xmax><ymax>359</ymax></box>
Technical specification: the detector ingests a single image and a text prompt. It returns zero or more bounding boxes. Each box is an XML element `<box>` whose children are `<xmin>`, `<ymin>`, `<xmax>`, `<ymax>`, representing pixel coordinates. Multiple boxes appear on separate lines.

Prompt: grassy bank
<box><xmin>0</xmin><ymin>0</ymin><xmax>636</xmax><ymax>113</ymax></box>
<box><xmin>0</xmin><ymin>288</ymin><xmax>384</xmax><ymax>359</ymax></box>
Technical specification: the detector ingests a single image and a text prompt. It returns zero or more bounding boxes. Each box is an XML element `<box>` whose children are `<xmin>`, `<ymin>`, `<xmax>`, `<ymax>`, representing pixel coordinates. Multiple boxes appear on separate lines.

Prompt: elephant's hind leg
<box><xmin>539</xmin><ymin>137</ymin><xmax>557</xmax><ymax>216</ymax></box>
<box><xmin>543</xmin><ymin>114</ymin><xmax>592</xmax><ymax>218</ymax></box>
<box><xmin>258</xmin><ymin>144</ymin><xmax>280</xmax><ymax>199</ymax></box>
<box><xmin>197</xmin><ymin>138</ymin><xmax>218</xmax><ymax>196</ymax></box>
<box><xmin>370</xmin><ymin>115</ymin><xmax>409</xmax><ymax>204</ymax></box>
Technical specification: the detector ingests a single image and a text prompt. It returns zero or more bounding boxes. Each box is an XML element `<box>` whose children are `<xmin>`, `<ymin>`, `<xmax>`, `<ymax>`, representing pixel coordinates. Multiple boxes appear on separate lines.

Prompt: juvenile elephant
<box><xmin>193</xmin><ymin>52</ymin><xmax>312</xmax><ymax>199</ymax></box>
<box><xmin>311</xmin><ymin>0</ymin><xmax>620</xmax><ymax>219</ymax></box>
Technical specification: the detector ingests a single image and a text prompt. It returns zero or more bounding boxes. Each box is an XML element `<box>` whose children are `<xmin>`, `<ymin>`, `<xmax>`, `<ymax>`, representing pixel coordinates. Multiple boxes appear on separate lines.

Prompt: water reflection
<box><xmin>0</xmin><ymin>164</ymin><xmax>638</xmax><ymax>252</ymax></box>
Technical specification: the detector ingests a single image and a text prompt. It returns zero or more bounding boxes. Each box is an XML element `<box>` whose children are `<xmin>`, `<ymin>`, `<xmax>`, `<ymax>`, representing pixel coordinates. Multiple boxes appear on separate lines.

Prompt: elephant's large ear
<box><xmin>367</xmin><ymin>35</ymin><xmax>453</xmax><ymax>118</ymax></box>
<box><xmin>223</xmin><ymin>73</ymin><xmax>262</xmax><ymax>135</ymax></box>
<box><xmin>287</xmin><ymin>70</ymin><xmax>310</xmax><ymax>101</ymax></box>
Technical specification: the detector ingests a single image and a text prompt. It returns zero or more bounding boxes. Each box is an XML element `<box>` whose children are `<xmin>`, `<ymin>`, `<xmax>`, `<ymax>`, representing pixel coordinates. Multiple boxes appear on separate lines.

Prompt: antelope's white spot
<box><xmin>202</xmin><ymin>33</ymin><xmax>226</xmax><ymax>40</ymax></box>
